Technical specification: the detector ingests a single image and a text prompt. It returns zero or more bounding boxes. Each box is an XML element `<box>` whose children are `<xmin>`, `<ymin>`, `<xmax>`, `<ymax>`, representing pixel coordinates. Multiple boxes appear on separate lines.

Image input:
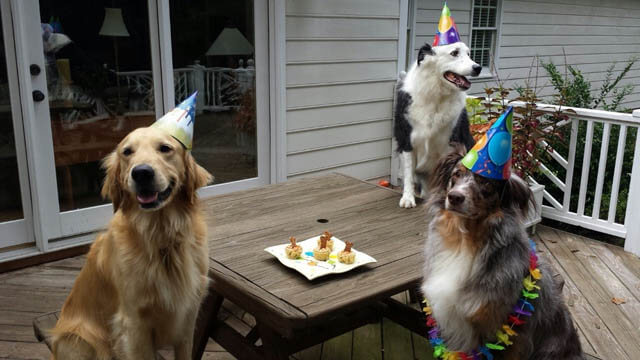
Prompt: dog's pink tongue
<box><xmin>137</xmin><ymin>192</ymin><xmax>158</xmax><ymax>204</ymax></box>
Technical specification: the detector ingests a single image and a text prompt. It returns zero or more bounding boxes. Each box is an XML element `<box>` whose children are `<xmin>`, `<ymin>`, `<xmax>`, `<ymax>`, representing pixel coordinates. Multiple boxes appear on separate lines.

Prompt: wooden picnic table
<box><xmin>192</xmin><ymin>173</ymin><xmax>428</xmax><ymax>360</ymax></box>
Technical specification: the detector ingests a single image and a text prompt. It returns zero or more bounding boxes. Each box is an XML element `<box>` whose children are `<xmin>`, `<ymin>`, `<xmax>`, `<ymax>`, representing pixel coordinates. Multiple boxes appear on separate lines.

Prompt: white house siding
<box><xmin>284</xmin><ymin>0</ymin><xmax>402</xmax><ymax>180</ymax></box>
<box><xmin>412</xmin><ymin>0</ymin><xmax>640</xmax><ymax>110</ymax></box>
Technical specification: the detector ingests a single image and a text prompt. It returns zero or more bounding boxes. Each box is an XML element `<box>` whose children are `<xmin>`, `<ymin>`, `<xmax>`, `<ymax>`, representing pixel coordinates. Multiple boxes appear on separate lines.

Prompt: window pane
<box><xmin>488</xmin><ymin>7</ymin><xmax>497</xmax><ymax>27</ymax></box>
<box><xmin>0</xmin><ymin>11</ymin><xmax>23</xmax><ymax>222</ymax></box>
<box><xmin>473</xmin><ymin>0</ymin><xmax>498</xmax><ymax>28</ymax></box>
<box><xmin>169</xmin><ymin>0</ymin><xmax>257</xmax><ymax>185</ymax></box>
<box><xmin>470</xmin><ymin>30</ymin><xmax>495</xmax><ymax>68</ymax></box>
<box><xmin>39</xmin><ymin>1</ymin><xmax>155</xmax><ymax>211</ymax></box>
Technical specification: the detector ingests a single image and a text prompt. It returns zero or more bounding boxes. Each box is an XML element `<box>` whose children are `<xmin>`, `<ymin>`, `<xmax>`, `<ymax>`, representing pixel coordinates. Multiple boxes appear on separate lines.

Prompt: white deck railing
<box><xmin>510</xmin><ymin>103</ymin><xmax>640</xmax><ymax>256</ymax></box>
<box><xmin>389</xmin><ymin>103</ymin><xmax>640</xmax><ymax>256</ymax></box>
<box><xmin>117</xmin><ymin>64</ymin><xmax>255</xmax><ymax>112</ymax></box>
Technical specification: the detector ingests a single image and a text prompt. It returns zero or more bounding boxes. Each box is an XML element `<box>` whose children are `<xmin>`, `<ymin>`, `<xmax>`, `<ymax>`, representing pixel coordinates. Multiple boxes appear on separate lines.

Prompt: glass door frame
<box><xmin>0</xmin><ymin>0</ymin><xmax>34</xmax><ymax>257</ymax></box>
<box><xmin>6</xmin><ymin>0</ymin><xmax>272</xmax><ymax>255</ymax></box>
<box><xmin>153</xmin><ymin>0</ymin><xmax>272</xmax><ymax>198</ymax></box>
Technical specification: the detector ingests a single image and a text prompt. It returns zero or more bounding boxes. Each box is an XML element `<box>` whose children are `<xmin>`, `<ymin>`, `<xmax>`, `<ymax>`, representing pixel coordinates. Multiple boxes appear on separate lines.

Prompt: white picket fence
<box><xmin>508</xmin><ymin>103</ymin><xmax>640</xmax><ymax>256</ymax></box>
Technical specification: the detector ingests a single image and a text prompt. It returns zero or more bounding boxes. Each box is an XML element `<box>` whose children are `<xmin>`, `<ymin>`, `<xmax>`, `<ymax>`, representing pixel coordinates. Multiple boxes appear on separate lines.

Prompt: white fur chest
<box><xmin>403</xmin><ymin>70</ymin><xmax>465</xmax><ymax>174</ymax></box>
<box><xmin>421</xmin><ymin>238</ymin><xmax>478</xmax><ymax>350</ymax></box>
<box><xmin>408</xmin><ymin>98</ymin><xmax>460</xmax><ymax>172</ymax></box>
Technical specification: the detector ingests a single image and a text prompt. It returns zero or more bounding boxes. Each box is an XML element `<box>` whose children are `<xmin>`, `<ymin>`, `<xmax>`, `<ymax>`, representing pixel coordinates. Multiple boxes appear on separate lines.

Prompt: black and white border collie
<box><xmin>394</xmin><ymin>42</ymin><xmax>480</xmax><ymax>208</ymax></box>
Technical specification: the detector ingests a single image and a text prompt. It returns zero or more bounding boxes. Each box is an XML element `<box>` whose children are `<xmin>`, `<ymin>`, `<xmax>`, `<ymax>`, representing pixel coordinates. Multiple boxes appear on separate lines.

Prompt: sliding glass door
<box><xmin>167</xmin><ymin>0</ymin><xmax>270</xmax><ymax>196</ymax></box>
<box><xmin>0</xmin><ymin>3</ymin><xmax>32</xmax><ymax>256</ymax></box>
<box><xmin>0</xmin><ymin>0</ymin><xmax>270</xmax><ymax>259</ymax></box>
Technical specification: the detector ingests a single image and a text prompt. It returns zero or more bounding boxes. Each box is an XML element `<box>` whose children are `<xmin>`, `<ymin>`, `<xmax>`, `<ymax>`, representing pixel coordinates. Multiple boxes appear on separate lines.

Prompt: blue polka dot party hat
<box><xmin>461</xmin><ymin>106</ymin><xmax>513</xmax><ymax>180</ymax></box>
<box><xmin>152</xmin><ymin>91</ymin><xmax>197</xmax><ymax>150</ymax></box>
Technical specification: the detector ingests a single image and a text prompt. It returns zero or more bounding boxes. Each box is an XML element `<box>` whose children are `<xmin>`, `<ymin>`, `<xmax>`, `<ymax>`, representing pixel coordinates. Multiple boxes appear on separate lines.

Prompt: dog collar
<box><xmin>421</xmin><ymin>240</ymin><xmax>542</xmax><ymax>360</ymax></box>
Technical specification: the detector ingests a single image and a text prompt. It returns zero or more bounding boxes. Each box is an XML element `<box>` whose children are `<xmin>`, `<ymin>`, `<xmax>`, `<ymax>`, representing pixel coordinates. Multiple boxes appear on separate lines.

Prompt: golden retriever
<box><xmin>50</xmin><ymin>126</ymin><xmax>213</xmax><ymax>360</ymax></box>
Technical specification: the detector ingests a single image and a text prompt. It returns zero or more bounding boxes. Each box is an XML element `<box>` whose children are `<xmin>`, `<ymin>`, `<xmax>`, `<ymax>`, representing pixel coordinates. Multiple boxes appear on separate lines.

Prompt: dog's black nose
<box><xmin>132</xmin><ymin>164</ymin><xmax>155</xmax><ymax>185</ymax></box>
<box><xmin>472</xmin><ymin>64</ymin><xmax>482</xmax><ymax>77</ymax></box>
<box><xmin>447</xmin><ymin>191</ymin><xmax>465</xmax><ymax>206</ymax></box>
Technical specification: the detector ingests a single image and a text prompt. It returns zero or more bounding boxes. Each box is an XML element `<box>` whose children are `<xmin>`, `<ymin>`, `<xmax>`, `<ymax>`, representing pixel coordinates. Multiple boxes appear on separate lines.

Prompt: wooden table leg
<box><xmin>192</xmin><ymin>288</ymin><xmax>223</xmax><ymax>360</ymax></box>
<box><xmin>258</xmin><ymin>323</ymin><xmax>290</xmax><ymax>360</ymax></box>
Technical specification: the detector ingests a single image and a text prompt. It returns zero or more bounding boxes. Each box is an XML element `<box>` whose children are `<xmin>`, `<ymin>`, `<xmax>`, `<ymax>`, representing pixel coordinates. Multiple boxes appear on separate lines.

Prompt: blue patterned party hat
<box><xmin>152</xmin><ymin>92</ymin><xmax>197</xmax><ymax>150</ymax></box>
<box><xmin>461</xmin><ymin>106</ymin><xmax>513</xmax><ymax>180</ymax></box>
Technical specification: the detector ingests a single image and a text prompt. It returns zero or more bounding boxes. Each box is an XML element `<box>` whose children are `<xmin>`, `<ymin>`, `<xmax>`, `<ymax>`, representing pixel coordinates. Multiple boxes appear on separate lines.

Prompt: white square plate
<box><xmin>264</xmin><ymin>236</ymin><xmax>377</xmax><ymax>280</ymax></box>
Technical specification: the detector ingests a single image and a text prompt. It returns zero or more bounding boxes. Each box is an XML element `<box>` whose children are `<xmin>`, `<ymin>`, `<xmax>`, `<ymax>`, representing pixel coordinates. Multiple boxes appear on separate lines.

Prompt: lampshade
<box><xmin>99</xmin><ymin>8</ymin><xmax>130</xmax><ymax>37</ymax></box>
<box><xmin>206</xmin><ymin>27</ymin><xmax>254</xmax><ymax>56</ymax></box>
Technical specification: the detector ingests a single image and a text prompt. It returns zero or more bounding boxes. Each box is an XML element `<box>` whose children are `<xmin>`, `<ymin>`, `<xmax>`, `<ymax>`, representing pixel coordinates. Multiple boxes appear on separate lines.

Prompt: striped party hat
<box><xmin>152</xmin><ymin>92</ymin><xmax>197</xmax><ymax>150</ymax></box>
<box><xmin>461</xmin><ymin>106</ymin><xmax>513</xmax><ymax>180</ymax></box>
<box><xmin>433</xmin><ymin>3</ymin><xmax>461</xmax><ymax>47</ymax></box>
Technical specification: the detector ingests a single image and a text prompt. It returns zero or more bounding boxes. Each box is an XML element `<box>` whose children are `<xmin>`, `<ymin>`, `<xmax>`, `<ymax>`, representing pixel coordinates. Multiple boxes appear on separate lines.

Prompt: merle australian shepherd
<box><xmin>394</xmin><ymin>42</ymin><xmax>480</xmax><ymax>208</ymax></box>
<box><xmin>420</xmin><ymin>145</ymin><xmax>583</xmax><ymax>359</ymax></box>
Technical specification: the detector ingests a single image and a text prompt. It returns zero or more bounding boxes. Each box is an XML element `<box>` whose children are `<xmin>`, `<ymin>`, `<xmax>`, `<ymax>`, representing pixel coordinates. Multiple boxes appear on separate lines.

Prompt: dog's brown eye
<box><xmin>159</xmin><ymin>145</ymin><xmax>172</xmax><ymax>153</ymax></box>
<box><xmin>123</xmin><ymin>148</ymin><xmax>132</xmax><ymax>156</ymax></box>
<box><xmin>451</xmin><ymin>50</ymin><xmax>458</xmax><ymax>57</ymax></box>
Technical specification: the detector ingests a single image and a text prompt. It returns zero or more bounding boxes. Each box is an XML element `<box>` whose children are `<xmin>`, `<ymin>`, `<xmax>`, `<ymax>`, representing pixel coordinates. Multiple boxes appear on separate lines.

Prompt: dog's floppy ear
<box><xmin>429</xmin><ymin>144</ymin><xmax>466</xmax><ymax>191</ymax></box>
<box><xmin>502</xmin><ymin>175</ymin><xmax>534</xmax><ymax>218</ymax></box>
<box><xmin>417</xmin><ymin>43</ymin><xmax>434</xmax><ymax>66</ymax></box>
<box><xmin>101</xmin><ymin>151</ymin><xmax>124</xmax><ymax>212</ymax></box>
<box><xmin>184</xmin><ymin>152</ymin><xmax>213</xmax><ymax>204</ymax></box>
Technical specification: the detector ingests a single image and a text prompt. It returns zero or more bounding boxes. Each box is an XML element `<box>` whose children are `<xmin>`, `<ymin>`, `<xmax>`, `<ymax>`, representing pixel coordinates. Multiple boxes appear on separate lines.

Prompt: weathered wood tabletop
<box><xmin>193</xmin><ymin>173</ymin><xmax>427</xmax><ymax>359</ymax></box>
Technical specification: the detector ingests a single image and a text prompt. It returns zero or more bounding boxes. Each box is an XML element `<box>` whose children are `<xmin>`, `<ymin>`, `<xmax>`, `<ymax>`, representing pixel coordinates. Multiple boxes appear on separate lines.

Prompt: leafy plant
<box><xmin>540</xmin><ymin>57</ymin><xmax>637</xmax><ymax>112</ymax></box>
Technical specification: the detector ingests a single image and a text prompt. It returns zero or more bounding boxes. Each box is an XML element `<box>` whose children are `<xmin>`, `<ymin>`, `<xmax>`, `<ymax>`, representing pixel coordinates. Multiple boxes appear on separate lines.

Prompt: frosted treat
<box><xmin>317</xmin><ymin>231</ymin><xmax>334</xmax><ymax>251</ymax></box>
<box><xmin>313</xmin><ymin>235</ymin><xmax>331</xmax><ymax>261</ymax></box>
<box><xmin>338</xmin><ymin>241</ymin><xmax>356</xmax><ymax>264</ymax></box>
<box><xmin>285</xmin><ymin>237</ymin><xmax>302</xmax><ymax>259</ymax></box>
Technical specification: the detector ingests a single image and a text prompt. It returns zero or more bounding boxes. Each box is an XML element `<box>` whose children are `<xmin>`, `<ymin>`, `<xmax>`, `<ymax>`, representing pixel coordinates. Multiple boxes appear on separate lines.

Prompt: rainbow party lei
<box><xmin>422</xmin><ymin>240</ymin><xmax>542</xmax><ymax>360</ymax></box>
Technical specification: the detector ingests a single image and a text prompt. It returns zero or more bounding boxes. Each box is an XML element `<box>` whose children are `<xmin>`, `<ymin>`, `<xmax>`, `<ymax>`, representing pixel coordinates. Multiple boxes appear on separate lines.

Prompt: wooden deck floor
<box><xmin>0</xmin><ymin>225</ymin><xmax>639</xmax><ymax>359</ymax></box>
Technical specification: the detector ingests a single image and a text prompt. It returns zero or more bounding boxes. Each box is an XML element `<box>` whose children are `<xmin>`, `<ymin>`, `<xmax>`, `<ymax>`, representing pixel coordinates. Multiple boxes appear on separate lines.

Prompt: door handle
<box><xmin>30</xmin><ymin>64</ymin><xmax>41</xmax><ymax>76</ymax></box>
<box><xmin>32</xmin><ymin>90</ymin><xmax>45</xmax><ymax>102</ymax></box>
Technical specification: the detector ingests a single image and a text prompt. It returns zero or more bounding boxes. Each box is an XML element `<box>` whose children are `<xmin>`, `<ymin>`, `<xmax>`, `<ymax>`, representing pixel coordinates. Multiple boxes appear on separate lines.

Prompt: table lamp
<box><xmin>99</xmin><ymin>7</ymin><xmax>129</xmax><ymax>113</ymax></box>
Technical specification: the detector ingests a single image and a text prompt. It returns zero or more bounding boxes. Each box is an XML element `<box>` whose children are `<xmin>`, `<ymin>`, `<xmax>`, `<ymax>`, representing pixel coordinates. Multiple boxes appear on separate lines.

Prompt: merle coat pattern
<box><xmin>420</xmin><ymin>148</ymin><xmax>584</xmax><ymax>359</ymax></box>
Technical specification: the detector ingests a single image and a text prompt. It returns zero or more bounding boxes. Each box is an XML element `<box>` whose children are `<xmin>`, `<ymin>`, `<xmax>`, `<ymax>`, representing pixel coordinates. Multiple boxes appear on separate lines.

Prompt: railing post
<box><xmin>625</xmin><ymin>109</ymin><xmax>640</xmax><ymax>256</ymax></box>
<box><xmin>188</xmin><ymin>60</ymin><xmax>206</xmax><ymax>114</ymax></box>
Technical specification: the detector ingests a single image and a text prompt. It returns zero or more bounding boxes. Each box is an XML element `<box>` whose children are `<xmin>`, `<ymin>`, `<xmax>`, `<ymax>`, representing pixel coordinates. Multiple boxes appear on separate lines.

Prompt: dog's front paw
<box><xmin>399</xmin><ymin>194</ymin><xmax>416</xmax><ymax>208</ymax></box>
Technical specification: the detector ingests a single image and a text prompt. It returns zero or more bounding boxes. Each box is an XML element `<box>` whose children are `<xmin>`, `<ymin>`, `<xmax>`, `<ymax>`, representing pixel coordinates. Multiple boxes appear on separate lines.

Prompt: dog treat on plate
<box><xmin>338</xmin><ymin>241</ymin><xmax>356</xmax><ymax>264</ymax></box>
<box><xmin>285</xmin><ymin>237</ymin><xmax>302</xmax><ymax>259</ymax></box>
<box><xmin>317</xmin><ymin>231</ymin><xmax>334</xmax><ymax>251</ymax></box>
<box><xmin>313</xmin><ymin>235</ymin><xmax>331</xmax><ymax>261</ymax></box>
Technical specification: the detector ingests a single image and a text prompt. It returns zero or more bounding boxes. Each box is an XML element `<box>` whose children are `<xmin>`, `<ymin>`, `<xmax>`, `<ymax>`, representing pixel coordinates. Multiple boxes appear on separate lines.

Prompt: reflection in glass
<box><xmin>0</xmin><ymin>10</ymin><xmax>24</xmax><ymax>222</ymax></box>
<box><xmin>170</xmin><ymin>0</ymin><xmax>257</xmax><ymax>184</ymax></box>
<box><xmin>39</xmin><ymin>1</ymin><xmax>155</xmax><ymax>211</ymax></box>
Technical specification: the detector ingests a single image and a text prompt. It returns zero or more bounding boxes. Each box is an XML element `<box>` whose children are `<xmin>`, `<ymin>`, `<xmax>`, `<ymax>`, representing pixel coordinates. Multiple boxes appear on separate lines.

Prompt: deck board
<box><xmin>1</xmin><ymin>225</ymin><xmax>638</xmax><ymax>359</ymax></box>
<box><xmin>534</xmin><ymin>231</ymin><xmax>626</xmax><ymax>359</ymax></box>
